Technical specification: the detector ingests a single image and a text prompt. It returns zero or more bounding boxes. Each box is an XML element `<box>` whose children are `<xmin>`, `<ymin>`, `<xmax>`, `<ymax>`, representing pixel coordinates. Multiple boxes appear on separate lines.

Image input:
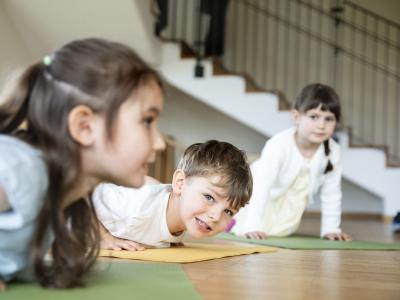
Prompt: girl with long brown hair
<box><xmin>0</xmin><ymin>38</ymin><xmax>165</xmax><ymax>290</ymax></box>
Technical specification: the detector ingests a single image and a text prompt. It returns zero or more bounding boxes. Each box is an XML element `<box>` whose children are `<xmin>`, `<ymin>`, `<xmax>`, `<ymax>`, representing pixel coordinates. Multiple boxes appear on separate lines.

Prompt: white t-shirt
<box><xmin>92</xmin><ymin>183</ymin><xmax>184</xmax><ymax>248</ymax></box>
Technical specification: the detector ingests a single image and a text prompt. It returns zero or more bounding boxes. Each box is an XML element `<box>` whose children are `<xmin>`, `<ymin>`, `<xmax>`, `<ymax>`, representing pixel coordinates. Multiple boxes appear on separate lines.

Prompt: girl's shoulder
<box><xmin>0</xmin><ymin>135</ymin><xmax>48</xmax><ymax>228</ymax></box>
<box><xmin>265</xmin><ymin>127</ymin><xmax>296</xmax><ymax>148</ymax></box>
<box><xmin>93</xmin><ymin>183</ymin><xmax>171</xmax><ymax>208</ymax></box>
<box><xmin>0</xmin><ymin>135</ymin><xmax>45</xmax><ymax>171</ymax></box>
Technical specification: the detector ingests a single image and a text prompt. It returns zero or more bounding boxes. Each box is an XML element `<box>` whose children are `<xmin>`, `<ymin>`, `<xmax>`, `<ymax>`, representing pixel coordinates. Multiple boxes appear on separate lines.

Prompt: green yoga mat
<box><xmin>4</xmin><ymin>262</ymin><xmax>201</xmax><ymax>300</ymax></box>
<box><xmin>217</xmin><ymin>232</ymin><xmax>400</xmax><ymax>250</ymax></box>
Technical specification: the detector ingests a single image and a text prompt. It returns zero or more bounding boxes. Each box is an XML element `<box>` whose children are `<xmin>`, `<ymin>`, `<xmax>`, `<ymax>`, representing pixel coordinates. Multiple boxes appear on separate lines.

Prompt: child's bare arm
<box><xmin>170</xmin><ymin>242</ymin><xmax>184</xmax><ymax>247</ymax></box>
<box><xmin>98</xmin><ymin>221</ymin><xmax>153</xmax><ymax>251</ymax></box>
<box><xmin>0</xmin><ymin>186</ymin><xmax>11</xmax><ymax>212</ymax></box>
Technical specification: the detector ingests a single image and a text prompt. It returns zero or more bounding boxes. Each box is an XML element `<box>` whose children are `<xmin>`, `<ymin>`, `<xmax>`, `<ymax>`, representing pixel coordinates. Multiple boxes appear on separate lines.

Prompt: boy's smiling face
<box><xmin>176</xmin><ymin>174</ymin><xmax>238</xmax><ymax>239</ymax></box>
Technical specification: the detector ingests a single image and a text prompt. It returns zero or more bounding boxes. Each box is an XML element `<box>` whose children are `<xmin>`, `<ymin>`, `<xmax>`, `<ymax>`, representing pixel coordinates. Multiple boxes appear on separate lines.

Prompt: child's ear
<box><xmin>68</xmin><ymin>105</ymin><xmax>97</xmax><ymax>147</ymax></box>
<box><xmin>292</xmin><ymin>109</ymin><xmax>300</xmax><ymax>124</ymax></box>
<box><xmin>172</xmin><ymin>169</ymin><xmax>186</xmax><ymax>195</ymax></box>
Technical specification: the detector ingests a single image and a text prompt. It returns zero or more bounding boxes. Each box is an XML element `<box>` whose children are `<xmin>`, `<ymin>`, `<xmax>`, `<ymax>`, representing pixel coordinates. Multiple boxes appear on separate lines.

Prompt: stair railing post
<box><xmin>194</xmin><ymin>0</ymin><xmax>204</xmax><ymax>77</ymax></box>
<box><xmin>330</xmin><ymin>0</ymin><xmax>344</xmax><ymax>84</ymax></box>
<box><xmin>330</xmin><ymin>0</ymin><xmax>344</xmax><ymax>128</ymax></box>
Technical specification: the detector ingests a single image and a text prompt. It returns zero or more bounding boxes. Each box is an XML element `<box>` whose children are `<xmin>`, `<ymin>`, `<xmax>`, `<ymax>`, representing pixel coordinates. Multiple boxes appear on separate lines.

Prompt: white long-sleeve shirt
<box><xmin>233</xmin><ymin>127</ymin><xmax>342</xmax><ymax>237</ymax></box>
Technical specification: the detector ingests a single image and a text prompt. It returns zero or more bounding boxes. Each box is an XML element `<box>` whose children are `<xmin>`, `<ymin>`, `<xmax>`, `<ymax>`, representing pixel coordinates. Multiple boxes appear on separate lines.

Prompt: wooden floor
<box><xmin>182</xmin><ymin>217</ymin><xmax>400</xmax><ymax>300</ymax></box>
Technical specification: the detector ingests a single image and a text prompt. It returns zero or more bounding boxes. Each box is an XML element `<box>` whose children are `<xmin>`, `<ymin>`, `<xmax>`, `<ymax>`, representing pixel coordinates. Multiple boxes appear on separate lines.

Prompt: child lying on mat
<box><xmin>93</xmin><ymin>140</ymin><xmax>253</xmax><ymax>250</ymax></box>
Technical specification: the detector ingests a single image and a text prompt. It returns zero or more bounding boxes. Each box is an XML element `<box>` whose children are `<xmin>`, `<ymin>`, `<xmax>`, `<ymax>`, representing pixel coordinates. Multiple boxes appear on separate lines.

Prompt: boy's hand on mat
<box><xmin>101</xmin><ymin>232</ymin><xmax>150</xmax><ymax>251</ymax></box>
<box><xmin>244</xmin><ymin>231</ymin><xmax>268</xmax><ymax>240</ymax></box>
<box><xmin>170</xmin><ymin>242</ymin><xmax>185</xmax><ymax>247</ymax></box>
<box><xmin>323</xmin><ymin>232</ymin><xmax>352</xmax><ymax>241</ymax></box>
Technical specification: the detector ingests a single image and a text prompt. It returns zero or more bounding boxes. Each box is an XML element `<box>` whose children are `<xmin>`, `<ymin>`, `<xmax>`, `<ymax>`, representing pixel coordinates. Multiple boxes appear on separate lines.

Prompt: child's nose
<box><xmin>318</xmin><ymin>119</ymin><xmax>326</xmax><ymax>128</ymax></box>
<box><xmin>208</xmin><ymin>207</ymin><xmax>223</xmax><ymax>222</ymax></box>
<box><xmin>153</xmin><ymin>129</ymin><xmax>166</xmax><ymax>151</ymax></box>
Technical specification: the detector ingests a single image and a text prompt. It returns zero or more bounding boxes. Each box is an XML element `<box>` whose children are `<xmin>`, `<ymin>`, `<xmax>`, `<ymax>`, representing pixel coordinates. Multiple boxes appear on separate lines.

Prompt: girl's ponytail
<box><xmin>0</xmin><ymin>63</ymin><xmax>42</xmax><ymax>134</ymax></box>
<box><xmin>323</xmin><ymin>140</ymin><xmax>333</xmax><ymax>174</ymax></box>
<box><xmin>2</xmin><ymin>39</ymin><xmax>163</xmax><ymax>288</ymax></box>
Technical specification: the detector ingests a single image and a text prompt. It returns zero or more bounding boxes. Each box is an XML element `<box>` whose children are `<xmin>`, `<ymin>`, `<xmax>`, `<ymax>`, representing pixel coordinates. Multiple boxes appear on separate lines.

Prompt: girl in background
<box><xmin>0</xmin><ymin>38</ymin><xmax>165</xmax><ymax>290</ymax></box>
<box><xmin>232</xmin><ymin>83</ymin><xmax>351</xmax><ymax>241</ymax></box>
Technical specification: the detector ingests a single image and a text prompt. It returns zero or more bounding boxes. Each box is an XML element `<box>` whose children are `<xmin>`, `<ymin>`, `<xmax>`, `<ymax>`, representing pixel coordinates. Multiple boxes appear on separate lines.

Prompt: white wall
<box><xmin>307</xmin><ymin>179</ymin><xmax>383</xmax><ymax>213</ymax></box>
<box><xmin>0</xmin><ymin>0</ymin><xmax>161</xmax><ymax>65</ymax></box>
<box><xmin>159</xmin><ymin>84</ymin><xmax>267</xmax><ymax>154</ymax></box>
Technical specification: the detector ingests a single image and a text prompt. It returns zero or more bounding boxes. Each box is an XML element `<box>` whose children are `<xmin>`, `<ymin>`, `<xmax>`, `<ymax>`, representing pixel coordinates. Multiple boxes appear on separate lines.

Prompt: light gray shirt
<box><xmin>0</xmin><ymin>135</ymin><xmax>48</xmax><ymax>281</ymax></box>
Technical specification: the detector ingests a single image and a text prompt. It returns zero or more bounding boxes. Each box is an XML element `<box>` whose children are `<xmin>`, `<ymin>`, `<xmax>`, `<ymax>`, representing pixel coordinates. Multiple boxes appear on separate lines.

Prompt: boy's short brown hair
<box><xmin>177</xmin><ymin>140</ymin><xmax>252</xmax><ymax>210</ymax></box>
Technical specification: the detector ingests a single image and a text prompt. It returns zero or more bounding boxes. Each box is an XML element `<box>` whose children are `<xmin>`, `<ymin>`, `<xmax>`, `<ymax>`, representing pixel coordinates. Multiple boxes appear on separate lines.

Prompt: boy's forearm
<box><xmin>98</xmin><ymin>221</ymin><xmax>110</xmax><ymax>237</ymax></box>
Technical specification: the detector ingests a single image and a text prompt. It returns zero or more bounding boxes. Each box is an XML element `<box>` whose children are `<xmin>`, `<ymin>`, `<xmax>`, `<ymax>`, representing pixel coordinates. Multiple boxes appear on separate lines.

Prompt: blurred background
<box><xmin>1</xmin><ymin>0</ymin><xmax>399</xmax><ymax>222</ymax></box>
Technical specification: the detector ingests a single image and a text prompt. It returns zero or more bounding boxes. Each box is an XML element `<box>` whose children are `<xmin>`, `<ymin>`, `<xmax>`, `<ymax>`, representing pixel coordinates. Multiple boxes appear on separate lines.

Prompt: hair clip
<box><xmin>43</xmin><ymin>55</ymin><xmax>53</xmax><ymax>66</ymax></box>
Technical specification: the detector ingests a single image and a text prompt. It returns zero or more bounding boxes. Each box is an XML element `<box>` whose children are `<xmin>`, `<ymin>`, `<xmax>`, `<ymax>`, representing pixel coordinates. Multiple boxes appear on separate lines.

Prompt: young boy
<box><xmin>93</xmin><ymin>140</ymin><xmax>253</xmax><ymax>250</ymax></box>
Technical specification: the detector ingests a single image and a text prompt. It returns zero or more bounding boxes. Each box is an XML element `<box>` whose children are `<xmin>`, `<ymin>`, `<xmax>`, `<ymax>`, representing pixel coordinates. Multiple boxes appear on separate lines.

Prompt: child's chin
<box><xmin>188</xmin><ymin>229</ymin><xmax>219</xmax><ymax>239</ymax></box>
<box><xmin>187</xmin><ymin>229</ymin><xmax>209</xmax><ymax>239</ymax></box>
<box><xmin>118</xmin><ymin>176</ymin><xmax>145</xmax><ymax>189</ymax></box>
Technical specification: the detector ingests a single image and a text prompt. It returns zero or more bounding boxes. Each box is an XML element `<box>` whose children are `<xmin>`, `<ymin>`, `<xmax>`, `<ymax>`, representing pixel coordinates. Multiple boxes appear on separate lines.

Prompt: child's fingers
<box><xmin>323</xmin><ymin>233</ymin><xmax>336</xmax><ymax>241</ymax></box>
<box><xmin>170</xmin><ymin>242</ymin><xmax>185</xmax><ymax>247</ymax></box>
<box><xmin>244</xmin><ymin>231</ymin><xmax>267</xmax><ymax>240</ymax></box>
<box><xmin>330</xmin><ymin>234</ymin><xmax>342</xmax><ymax>241</ymax></box>
<box><xmin>244</xmin><ymin>233</ymin><xmax>256</xmax><ymax>239</ymax></box>
<box><xmin>324</xmin><ymin>232</ymin><xmax>352</xmax><ymax>241</ymax></box>
<box><xmin>129</xmin><ymin>242</ymin><xmax>145</xmax><ymax>251</ymax></box>
<box><xmin>116</xmin><ymin>240</ymin><xmax>145</xmax><ymax>251</ymax></box>
<box><xmin>342</xmin><ymin>232</ymin><xmax>352</xmax><ymax>241</ymax></box>
<box><xmin>335</xmin><ymin>235</ymin><xmax>344</xmax><ymax>241</ymax></box>
<box><xmin>256</xmin><ymin>231</ymin><xmax>267</xmax><ymax>239</ymax></box>
<box><xmin>254</xmin><ymin>233</ymin><xmax>263</xmax><ymax>240</ymax></box>
<box><xmin>252</xmin><ymin>234</ymin><xmax>263</xmax><ymax>240</ymax></box>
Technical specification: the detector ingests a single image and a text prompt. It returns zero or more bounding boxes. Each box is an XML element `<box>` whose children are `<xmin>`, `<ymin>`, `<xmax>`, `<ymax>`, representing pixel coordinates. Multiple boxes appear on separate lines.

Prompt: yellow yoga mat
<box><xmin>99</xmin><ymin>242</ymin><xmax>276</xmax><ymax>263</ymax></box>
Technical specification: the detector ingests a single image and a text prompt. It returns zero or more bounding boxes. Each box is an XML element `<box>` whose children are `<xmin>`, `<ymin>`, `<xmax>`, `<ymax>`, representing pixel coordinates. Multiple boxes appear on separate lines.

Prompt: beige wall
<box><xmin>0</xmin><ymin>2</ymin><xmax>31</xmax><ymax>91</ymax></box>
<box><xmin>0</xmin><ymin>0</ymin><xmax>161</xmax><ymax>69</ymax></box>
<box><xmin>0</xmin><ymin>0</ymin><xmax>162</xmax><ymax>101</ymax></box>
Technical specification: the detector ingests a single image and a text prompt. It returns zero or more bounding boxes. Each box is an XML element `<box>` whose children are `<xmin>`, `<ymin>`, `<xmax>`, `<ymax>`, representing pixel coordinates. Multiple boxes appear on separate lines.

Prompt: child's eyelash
<box><xmin>143</xmin><ymin>117</ymin><xmax>154</xmax><ymax>126</ymax></box>
<box><xmin>224</xmin><ymin>209</ymin><xmax>234</xmax><ymax>217</ymax></box>
<box><xmin>204</xmin><ymin>194</ymin><xmax>215</xmax><ymax>202</ymax></box>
